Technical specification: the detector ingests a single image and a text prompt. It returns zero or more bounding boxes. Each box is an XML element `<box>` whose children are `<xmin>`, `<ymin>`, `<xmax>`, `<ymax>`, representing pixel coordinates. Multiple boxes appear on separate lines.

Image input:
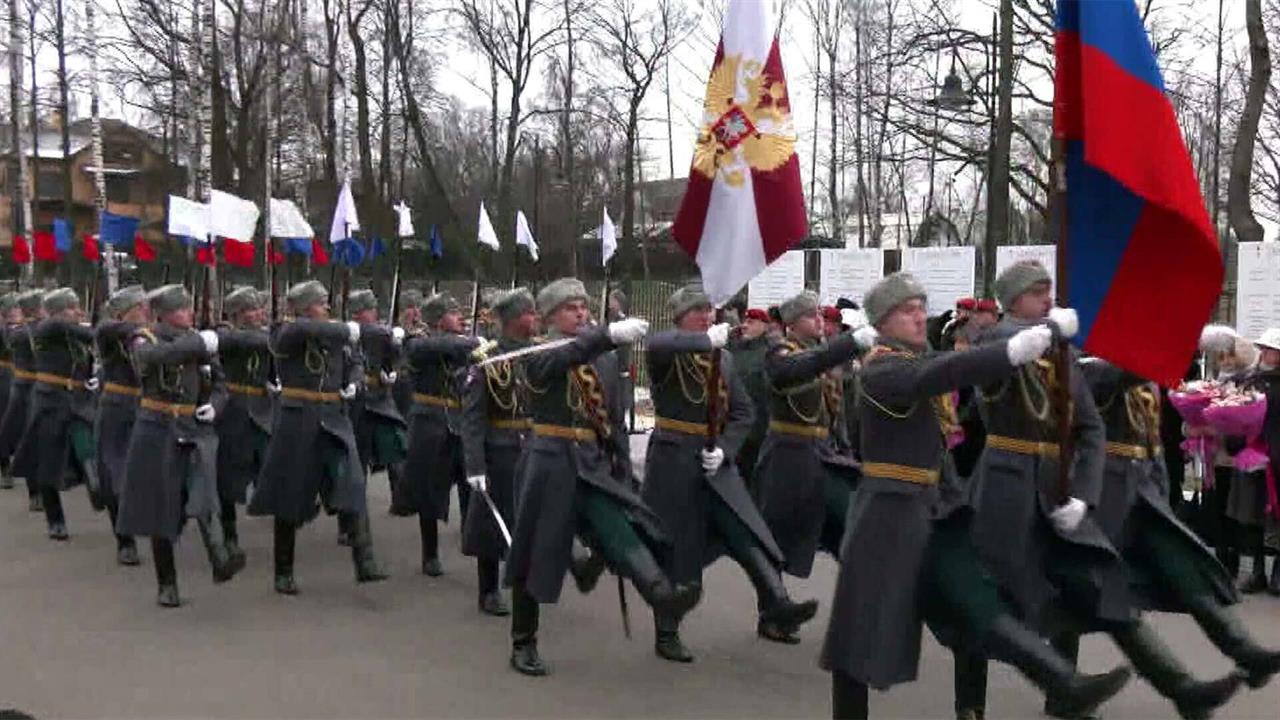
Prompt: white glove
<box><xmin>607</xmin><ymin>317</ymin><xmax>649</xmax><ymax>345</ymax></box>
<box><xmin>701</xmin><ymin>446</ymin><xmax>725</xmax><ymax>475</ymax></box>
<box><xmin>1049</xmin><ymin>497</ymin><xmax>1088</xmax><ymax>533</ymax></box>
<box><xmin>380</xmin><ymin>369</ymin><xmax>397</xmax><ymax>385</ymax></box>
<box><xmin>346</xmin><ymin>321</ymin><xmax>361</xmax><ymax>345</ymax></box>
<box><xmin>467</xmin><ymin>474</ymin><xmax>487</xmax><ymax>493</ymax></box>
<box><xmin>198</xmin><ymin>329</ymin><xmax>219</xmax><ymax>355</ymax></box>
<box><xmin>266</xmin><ymin>380</ymin><xmax>282</xmax><ymax>395</ymax></box>
<box><xmin>852</xmin><ymin>326</ymin><xmax>878</xmax><ymax>350</ymax></box>
<box><xmin>84</xmin><ymin>377</ymin><xmax>101</xmax><ymax>392</ymax></box>
<box><xmin>1199</xmin><ymin>324</ymin><xmax>1238</xmax><ymax>352</ymax></box>
<box><xmin>1047</xmin><ymin>307</ymin><xmax>1079</xmax><ymax>339</ymax></box>
<box><xmin>706</xmin><ymin>323</ymin><xmax>731</xmax><ymax>349</ymax></box>
<box><xmin>194</xmin><ymin>404</ymin><xmax>216</xmax><ymax>423</ymax></box>
<box><xmin>339</xmin><ymin>383</ymin><xmax>358</xmax><ymax>400</ymax></box>
<box><xmin>1006</xmin><ymin>326</ymin><xmax>1053</xmax><ymax>365</ymax></box>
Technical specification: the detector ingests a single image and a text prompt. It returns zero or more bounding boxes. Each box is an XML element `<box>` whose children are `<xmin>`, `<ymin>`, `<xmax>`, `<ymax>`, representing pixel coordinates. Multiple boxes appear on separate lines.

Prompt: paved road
<box><xmin>2</xmin><ymin>442</ymin><xmax>1280</xmax><ymax>718</ymax></box>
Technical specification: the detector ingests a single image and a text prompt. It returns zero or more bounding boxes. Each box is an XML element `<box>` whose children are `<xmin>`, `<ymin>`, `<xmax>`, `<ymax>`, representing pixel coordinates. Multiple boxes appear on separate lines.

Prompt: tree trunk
<box><xmin>984</xmin><ymin>0</ymin><xmax>1015</xmax><ymax>297</ymax></box>
<box><xmin>622</xmin><ymin>101</ymin><xmax>639</xmax><ymax>279</ymax></box>
<box><xmin>1228</xmin><ymin>0</ymin><xmax>1269</xmax><ymax>246</ymax></box>
<box><xmin>379</xmin><ymin>1</ymin><xmax>393</xmax><ymax>202</ymax></box>
<box><xmin>826</xmin><ymin>7</ymin><xmax>839</xmax><ymax>244</ymax></box>
<box><xmin>347</xmin><ymin>2</ymin><xmax>375</xmax><ymax>201</ymax></box>
<box><xmin>322</xmin><ymin>0</ymin><xmax>339</xmax><ymax>184</ymax></box>
<box><xmin>9</xmin><ymin>0</ymin><xmax>33</xmax><ymax>283</ymax></box>
<box><xmin>55</xmin><ymin>0</ymin><xmax>72</xmax><ymax>227</ymax></box>
<box><xmin>209</xmin><ymin>8</ymin><xmax>232</xmax><ymax>191</ymax></box>
<box><xmin>562</xmin><ymin>0</ymin><xmax>578</xmax><ymax>276</ymax></box>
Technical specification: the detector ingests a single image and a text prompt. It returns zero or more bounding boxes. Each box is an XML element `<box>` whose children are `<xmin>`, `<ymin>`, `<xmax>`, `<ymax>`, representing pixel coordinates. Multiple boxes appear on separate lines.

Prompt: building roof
<box><xmin>0</xmin><ymin>117</ymin><xmax>182</xmax><ymax>161</ymax></box>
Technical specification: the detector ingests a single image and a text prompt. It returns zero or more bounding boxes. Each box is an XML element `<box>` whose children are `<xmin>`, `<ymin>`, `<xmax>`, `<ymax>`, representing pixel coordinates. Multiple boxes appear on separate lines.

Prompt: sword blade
<box><xmin>479</xmin><ymin>488</ymin><xmax>512</xmax><ymax>547</ymax></box>
<box><xmin>473</xmin><ymin>337</ymin><xmax>575</xmax><ymax>368</ymax></box>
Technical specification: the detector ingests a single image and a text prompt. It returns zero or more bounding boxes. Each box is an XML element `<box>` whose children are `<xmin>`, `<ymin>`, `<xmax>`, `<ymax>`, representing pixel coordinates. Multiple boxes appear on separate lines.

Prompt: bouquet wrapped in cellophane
<box><xmin>1170</xmin><ymin>380</ymin><xmax>1223</xmax><ymax>479</ymax></box>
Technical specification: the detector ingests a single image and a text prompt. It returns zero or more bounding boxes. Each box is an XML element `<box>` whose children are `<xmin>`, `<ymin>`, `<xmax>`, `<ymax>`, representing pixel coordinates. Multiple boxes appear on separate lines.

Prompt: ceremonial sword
<box><xmin>478</xmin><ymin>487</ymin><xmax>512</xmax><ymax>547</ymax></box>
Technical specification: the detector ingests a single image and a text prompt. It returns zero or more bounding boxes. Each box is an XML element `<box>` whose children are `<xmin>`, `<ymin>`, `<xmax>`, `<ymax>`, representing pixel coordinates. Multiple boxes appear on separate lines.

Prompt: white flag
<box><xmin>601</xmin><ymin>207</ymin><xmax>617</xmax><ymax>266</ymax></box>
<box><xmin>209</xmin><ymin>189</ymin><xmax>261</xmax><ymax>242</ymax></box>
<box><xmin>477</xmin><ymin>202</ymin><xmax>500</xmax><ymax>250</ymax></box>
<box><xmin>328</xmin><ymin>178</ymin><xmax>361</xmax><ymax>243</ymax></box>
<box><xmin>515</xmin><ymin>210</ymin><xmax>539</xmax><ymax>262</ymax></box>
<box><xmin>394</xmin><ymin>200</ymin><xmax>414</xmax><ymax>238</ymax></box>
<box><xmin>269</xmin><ymin>198</ymin><xmax>313</xmax><ymax>239</ymax></box>
<box><xmin>168</xmin><ymin>195</ymin><xmax>210</xmax><ymax>241</ymax></box>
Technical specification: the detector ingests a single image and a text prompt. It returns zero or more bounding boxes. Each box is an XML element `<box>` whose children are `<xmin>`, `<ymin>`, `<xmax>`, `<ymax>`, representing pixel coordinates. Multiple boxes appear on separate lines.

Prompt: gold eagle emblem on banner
<box><xmin>691</xmin><ymin>53</ymin><xmax>797</xmax><ymax>188</ymax></box>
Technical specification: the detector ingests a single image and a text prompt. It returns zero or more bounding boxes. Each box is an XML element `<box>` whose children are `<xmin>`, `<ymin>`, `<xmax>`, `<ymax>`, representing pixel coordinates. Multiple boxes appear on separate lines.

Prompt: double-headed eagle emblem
<box><xmin>691</xmin><ymin>53</ymin><xmax>797</xmax><ymax>187</ymax></box>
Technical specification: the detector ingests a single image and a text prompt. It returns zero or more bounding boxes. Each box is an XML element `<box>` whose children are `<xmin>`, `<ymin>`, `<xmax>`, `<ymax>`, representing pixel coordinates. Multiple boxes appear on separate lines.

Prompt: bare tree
<box><xmin>1229</xmin><ymin>0</ymin><xmax>1270</xmax><ymax>246</ymax></box>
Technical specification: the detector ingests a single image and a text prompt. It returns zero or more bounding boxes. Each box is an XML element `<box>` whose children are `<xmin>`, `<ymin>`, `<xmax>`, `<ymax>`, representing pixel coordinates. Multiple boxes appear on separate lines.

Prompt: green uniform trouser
<box><xmin>372</xmin><ymin>423</ymin><xmax>407</xmax><ymax>467</ymax></box>
<box><xmin>1125</xmin><ymin>504</ymin><xmax>1214</xmax><ymax>599</ymax></box>
<box><xmin>820</xmin><ymin>470</ymin><xmax>854</xmax><ymax>556</ymax></box>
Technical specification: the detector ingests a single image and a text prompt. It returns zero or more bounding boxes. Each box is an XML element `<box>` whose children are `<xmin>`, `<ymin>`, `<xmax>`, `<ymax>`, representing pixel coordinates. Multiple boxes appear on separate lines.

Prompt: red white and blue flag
<box><xmin>672</xmin><ymin>0</ymin><xmax>806</xmax><ymax>306</ymax></box>
<box><xmin>1055</xmin><ymin>0</ymin><xmax>1222</xmax><ymax>386</ymax></box>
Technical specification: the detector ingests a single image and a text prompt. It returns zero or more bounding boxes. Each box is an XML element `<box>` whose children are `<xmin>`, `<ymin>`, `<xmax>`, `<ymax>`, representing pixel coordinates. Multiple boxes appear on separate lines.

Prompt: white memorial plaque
<box><xmin>900</xmin><ymin>247</ymin><xmax>976</xmax><ymax>316</ymax></box>
<box><xmin>817</xmin><ymin>249</ymin><xmax>883</xmax><ymax>306</ymax></box>
<box><xmin>1236</xmin><ymin>242</ymin><xmax>1280</xmax><ymax>340</ymax></box>
<box><xmin>747</xmin><ymin>250</ymin><xmax>807</xmax><ymax>308</ymax></box>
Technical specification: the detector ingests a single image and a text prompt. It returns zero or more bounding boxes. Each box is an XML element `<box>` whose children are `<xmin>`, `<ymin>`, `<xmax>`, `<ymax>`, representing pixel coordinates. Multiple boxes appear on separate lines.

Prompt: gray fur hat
<box><xmin>422</xmin><ymin>293</ymin><xmax>462</xmax><ymax>326</ymax></box>
<box><xmin>536</xmin><ymin>278</ymin><xmax>589</xmax><ymax>317</ymax></box>
<box><xmin>107</xmin><ymin>285</ymin><xmax>147</xmax><ymax>318</ymax></box>
<box><xmin>224</xmin><ymin>286</ymin><xmax>265</xmax><ymax>317</ymax></box>
<box><xmin>995</xmin><ymin>260</ymin><xmax>1051</xmax><ymax>309</ymax></box>
<box><xmin>148</xmin><ymin>284</ymin><xmax>192</xmax><ymax>315</ymax></box>
<box><xmin>779</xmin><ymin>291</ymin><xmax>820</xmax><ymax>325</ymax></box>
<box><xmin>0</xmin><ymin>292</ymin><xmax>18</xmax><ymax>314</ymax></box>
<box><xmin>347</xmin><ymin>289</ymin><xmax>378</xmax><ymax>316</ymax></box>
<box><xmin>42</xmin><ymin>287</ymin><xmax>79</xmax><ymax>315</ymax></box>
<box><xmin>667</xmin><ymin>284</ymin><xmax>711</xmax><ymax>323</ymax></box>
<box><xmin>17</xmin><ymin>289</ymin><xmax>43</xmax><ymax>314</ymax></box>
<box><xmin>863</xmin><ymin>272</ymin><xmax>928</xmax><ymax>327</ymax></box>
<box><xmin>400</xmin><ymin>288</ymin><xmax>424</xmax><ymax>310</ymax></box>
<box><xmin>493</xmin><ymin>288</ymin><xmax>536</xmax><ymax>325</ymax></box>
<box><xmin>286</xmin><ymin>280</ymin><xmax>328</xmax><ymax>311</ymax></box>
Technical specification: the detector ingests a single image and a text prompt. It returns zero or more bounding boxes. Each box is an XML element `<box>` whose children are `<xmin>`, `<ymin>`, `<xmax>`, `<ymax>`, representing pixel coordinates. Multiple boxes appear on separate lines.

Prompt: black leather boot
<box><xmin>116</xmin><ymin>536</ymin><xmax>140</xmax><ymax>566</ymax></box>
<box><xmin>831</xmin><ymin>671</ymin><xmax>869</xmax><ymax>720</ymax></box>
<box><xmin>654</xmin><ymin>611</ymin><xmax>694</xmax><ymax>663</ymax></box>
<box><xmin>982</xmin><ymin>617</ymin><xmax>1131</xmax><ymax>720</ymax></box>
<box><xmin>1186</xmin><ymin>595</ymin><xmax>1280</xmax><ymax>689</ymax></box>
<box><xmin>387</xmin><ymin>463</ymin><xmax>415</xmax><ymax>516</ymax></box>
<box><xmin>345</xmin><ymin>512</ymin><xmax>388</xmax><ymax>583</ymax></box>
<box><xmin>27</xmin><ymin>486</ymin><xmax>42</xmax><ymax>513</ymax></box>
<box><xmin>953</xmin><ymin>651</ymin><xmax>988</xmax><ymax>720</ymax></box>
<box><xmin>419</xmin><ymin>511</ymin><xmax>442</xmax><ymax>576</ymax></box>
<box><xmin>569</xmin><ymin>544</ymin><xmax>606</xmax><ymax>593</ymax></box>
<box><xmin>478</xmin><ymin>559</ymin><xmax>509</xmax><ymax>616</ymax></box>
<box><xmin>152</xmin><ymin>538</ymin><xmax>180</xmax><ymax>607</ymax></box>
<box><xmin>1043</xmin><ymin>633</ymin><xmax>1091</xmax><ymax>719</ymax></box>
<box><xmin>1269</xmin><ymin>557</ymin><xmax>1280</xmax><ymax>597</ymax></box>
<box><xmin>622</xmin><ymin>547</ymin><xmax>702</xmax><ymax>620</ymax></box>
<box><xmin>197</xmin><ymin>516</ymin><xmax>244</xmax><ymax>584</ymax></box>
<box><xmin>273</xmin><ymin>519</ymin><xmax>299</xmax><ymax>595</ymax></box>
<box><xmin>510</xmin><ymin>584</ymin><xmax>548</xmax><ymax>676</ymax></box>
<box><xmin>43</xmin><ymin>487</ymin><xmax>68</xmax><ymax>540</ymax></box>
<box><xmin>83</xmin><ymin>465</ymin><xmax>106</xmax><ymax>512</ymax></box>
<box><xmin>1240</xmin><ymin>552</ymin><xmax>1268</xmax><ymax>594</ymax></box>
<box><xmin>736</xmin><ymin>541</ymin><xmax>819</xmax><ymax>639</ymax></box>
<box><xmin>221</xmin><ymin>502</ymin><xmax>245</xmax><ymax>565</ymax></box>
<box><xmin>1113</xmin><ymin>621</ymin><xmax>1244</xmax><ymax>720</ymax></box>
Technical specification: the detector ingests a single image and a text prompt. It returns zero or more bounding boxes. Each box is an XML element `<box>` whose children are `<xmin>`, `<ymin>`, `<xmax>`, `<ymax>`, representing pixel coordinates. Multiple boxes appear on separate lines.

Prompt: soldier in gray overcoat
<box><xmin>213</xmin><ymin>286</ymin><xmax>273</xmax><ymax>564</ymax></box>
<box><xmin>459</xmin><ymin>288</ymin><xmax>539</xmax><ymax>618</ymax></box>
<box><xmin>642</xmin><ymin>284</ymin><xmax>817</xmax><ymax>663</ymax></box>
<box><xmin>821</xmin><ymin>273</ymin><xmax>1132</xmax><ymax>720</ymax></box>
<box><xmin>0</xmin><ymin>293</ymin><xmax>16</xmax><ymax>489</ymax></box>
<box><xmin>21</xmin><ymin>288</ymin><xmax>96</xmax><ymax>541</ymax></box>
<box><xmin>116</xmin><ymin>285</ymin><xmax>243</xmax><ymax>607</ymax></box>
<box><xmin>249</xmin><ymin>280</ymin><xmax>388</xmax><ymax>595</ymax></box>
<box><xmin>1079</xmin><ymin>357</ymin><xmax>1278</xmax><ymax>705</ymax></box>
<box><xmin>503</xmin><ymin>278</ymin><xmax>700</xmax><ymax>677</ymax></box>
<box><xmin>727</xmin><ymin>307</ymin><xmax>771</xmax><ymax>491</ymax></box>
<box><xmin>346</xmin><ymin>289</ymin><xmax>407</xmax><ymax>494</ymax></box>
<box><xmin>0</xmin><ymin>291</ymin><xmax>45</xmax><ymax>511</ymax></box>
<box><xmin>385</xmin><ymin>289</ymin><xmax>426</xmax><ymax>517</ymax></box>
<box><xmin>754</xmin><ymin>291</ymin><xmax>864</xmax><ymax>625</ymax></box>
<box><xmin>93</xmin><ymin>285</ymin><xmax>149</xmax><ymax>566</ymax></box>
<box><xmin>401</xmin><ymin>293</ymin><xmax>480</xmax><ymax>576</ymax></box>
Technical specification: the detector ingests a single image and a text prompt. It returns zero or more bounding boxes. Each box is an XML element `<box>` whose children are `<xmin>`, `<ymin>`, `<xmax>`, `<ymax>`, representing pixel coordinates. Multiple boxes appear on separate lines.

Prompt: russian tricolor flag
<box><xmin>1055</xmin><ymin>0</ymin><xmax>1222</xmax><ymax>386</ymax></box>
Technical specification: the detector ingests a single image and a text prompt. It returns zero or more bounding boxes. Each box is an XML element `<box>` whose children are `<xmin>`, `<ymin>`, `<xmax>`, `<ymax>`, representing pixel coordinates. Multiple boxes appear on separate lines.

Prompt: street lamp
<box><xmin>929</xmin><ymin>56</ymin><xmax>975</xmax><ymax>112</ymax></box>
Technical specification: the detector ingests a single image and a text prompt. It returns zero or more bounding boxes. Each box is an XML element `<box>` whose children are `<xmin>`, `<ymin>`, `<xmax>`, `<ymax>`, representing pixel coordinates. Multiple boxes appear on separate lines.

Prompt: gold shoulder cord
<box><xmin>1125</xmin><ymin>385</ymin><xmax>1161</xmax><ymax>446</ymax></box>
<box><xmin>485</xmin><ymin>360</ymin><xmax>521</xmax><ymax>413</ymax></box>
<box><xmin>856</xmin><ymin>346</ymin><xmax>917</xmax><ymax>420</ymax></box>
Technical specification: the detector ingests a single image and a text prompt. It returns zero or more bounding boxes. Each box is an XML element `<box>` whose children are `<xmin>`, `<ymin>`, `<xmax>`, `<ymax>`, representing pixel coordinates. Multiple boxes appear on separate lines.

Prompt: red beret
<box><xmin>744</xmin><ymin>308</ymin><xmax>769</xmax><ymax>322</ymax></box>
<box><xmin>975</xmin><ymin>299</ymin><xmax>998</xmax><ymax>313</ymax></box>
<box><xmin>822</xmin><ymin>306</ymin><xmax>842</xmax><ymax>322</ymax></box>
<box><xmin>956</xmin><ymin>297</ymin><xmax>977</xmax><ymax>310</ymax></box>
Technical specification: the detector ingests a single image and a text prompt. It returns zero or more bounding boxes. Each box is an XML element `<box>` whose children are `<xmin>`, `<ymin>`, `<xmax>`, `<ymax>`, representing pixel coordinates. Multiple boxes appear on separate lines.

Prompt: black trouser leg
<box><xmin>41</xmin><ymin>485</ymin><xmax>65</xmax><ymax>526</ymax></box>
<box><xmin>831</xmin><ymin>671</ymin><xmax>869</xmax><ymax>720</ymax></box>
<box><xmin>151</xmin><ymin>537</ymin><xmax>180</xmax><ymax>606</ymax></box>
<box><xmin>1042</xmin><ymin>632</ymin><xmax>1081</xmax><ymax>715</ymax></box>
<box><xmin>478</xmin><ymin>558</ymin><xmax>500</xmax><ymax>595</ymax></box>
<box><xmin>953</xmin><ymin>651</ymin><xmax>988</xmax><ymax>719</ymax></box>
<box><xmin>509</xmin><ymin>581</ymin><xmax>548</xmax><ymax>675</ymax></box>
<box><xmin>419</xmin><ymin>510</ymin><xmax>438</xmax><ymax>560</ymax></box>
<box><xmin>220</xmin><ymin>499</ymin><xmax>238</xmax><ymax>544</ymax></box>
<box><xmin>345</xmin><ymin>510</ymin><xmax>387</xmax><ymax>583</ymax></box>
<box><xmin>273</xmin><ymin>518</ymin><xmax>298</xmax><ymax>594</ymax></box>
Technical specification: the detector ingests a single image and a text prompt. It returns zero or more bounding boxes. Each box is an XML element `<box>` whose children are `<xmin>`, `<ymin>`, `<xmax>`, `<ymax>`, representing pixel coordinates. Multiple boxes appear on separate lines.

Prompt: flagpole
<box><xmin>1051</xmin><ymin>135</ymin><xmax>1073</xmax><ymax>504</ymax></box>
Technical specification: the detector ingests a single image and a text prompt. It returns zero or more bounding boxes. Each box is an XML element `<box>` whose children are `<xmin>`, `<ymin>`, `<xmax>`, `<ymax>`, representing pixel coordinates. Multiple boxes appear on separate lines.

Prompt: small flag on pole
<box><xmin>168</xmin><ymin>195</ymin><xmax>211</xmax><ymax>242</ymax></box>
<box><xmin>329</xmin><ymin>178</ymin><xmax>361</xmax><ymax>244</ymax></box>
<box><xmin>209</xmin><ymin>189</ymin><xmax>260</xmax><ymax>242</ymax></box>
<box><xmin>600</xmin><ymin>208</ymin><xmax>617</xmax><ymax>267</ymax></box>
<box><xmin>477</xmin><ymin>202</ymin><xmax>500</xmax><ymax>251</ymax></box>
<box><xmin>429</xmin><ymin>225</ymin><xmax>444</xmax><ymax>259</ymax></box>
<box><xmin>515</xmin><ymin>210</ymin><xmax>539</xmax><ymax>261</ymax></box>
<box><xmin>100</xmin><ymin>211</ymin><xmax>141</xmax><ymax>246</ymax></box>
<box><xmin>394</xmin><ymin>200</ymin><xmax>414</xmax><ymax>238</ymax></box>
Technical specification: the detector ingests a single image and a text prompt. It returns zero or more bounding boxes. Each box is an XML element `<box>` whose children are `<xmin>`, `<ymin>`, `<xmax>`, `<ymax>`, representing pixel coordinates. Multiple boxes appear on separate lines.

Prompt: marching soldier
<box><xmin>504</xmin><ymin>278</ymin><xmax>700</xmax><ymax>677</ymax></box>
<box><xmin>19</xmin><ymin>288</ymin><xmax>96</xmax><ymax>541</ymax></box>
<box><xmin>643</xmin><ymin>285</ymin><xmax>818</xmax><ymax>663</ymax></box>
<box><xmin>346</xmin><ymin>289</ymin><xmax>408</xmax><ymax>529</ymax></box>
<box><xmin>116</xmin><ymin>285</ymin><xmax>243</xmax><ymax>607</ymax></box>
<box><xmin>460</xmin><ymin>288</ymin><xmax>538</xmax><ymax>617</ymax></box>
<box><xmin>214</xmin><ymin>286</ymin><xmax>274</xmax><ymax>564</ymax></box>
<box><xmin>0</xmin><ymin>292</ymin><xmax>19</xmax><ymax>489</ymax></box>
<box><xmin>249</xmin><ymin>280</ymin><xmax>388</xmax><ymax>594</ymax></box>
<box><xmin>822</xmin><ymin>273</ymin><xmax>1131</xmax><ymax>720</ymax></box>
<box><xmin>729</xmin><ymin>307</ymin><xmax>771</xmax><ymax>491</ymax></box>
<box><xmin>93</xmin><ymin>285</ymin><xmax>149</xmax><ymax>566</ymax></box>
<box><xmin>1078</xmin><ymin>357</ymin><xmax>1277</xmax><ymax>704</ymax></box>
<box><xmin>386</xmin><ymin>289</ymin><xmax>427</xmax><ymax>517</ymax></box>
<box><xmin>754</xmin><ymin>291</ymin><xmax>867</xmax><ymax>642</ymax></box>
<box><xmin>0</xmin><ymin>291</ymin><xmax>45</xmax><ymax>510</ymax></box>
<box><xmin>402</xmin><ymin>293</ymin><xmax>479</xmax><ymax>577</ymax></box>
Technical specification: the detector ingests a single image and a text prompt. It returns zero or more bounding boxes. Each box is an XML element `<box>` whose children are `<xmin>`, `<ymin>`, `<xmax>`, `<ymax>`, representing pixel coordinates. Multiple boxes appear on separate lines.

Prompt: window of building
<box><xmin>105</xmin><ymin>175</ymin><xmax>132</xmax><ymax>204</ymax></box>
<box><xmin>37</xmin><ymin>171</ymin><xmax>63</xmax><ymax>199</ymax></box>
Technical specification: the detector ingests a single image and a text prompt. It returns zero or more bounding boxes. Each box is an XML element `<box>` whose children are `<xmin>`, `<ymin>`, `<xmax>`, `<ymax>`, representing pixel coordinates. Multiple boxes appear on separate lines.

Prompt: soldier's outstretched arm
<box><xmin>273</xmin><ymin>319</ymin><xmax>350</xmax><ymax>354</ymax></box>
<box><xmin>765</xmin><ymin>333</ymin><xmax>861</xmax><ymax>389</ymax></box>
<box><xmin>522</xmin><ymin>327</ymin><xmax>614</xmax><ymax>385</ymax></box>
<box><xmin>216</xmin><ymin>327</ymin><xmax>270</xmax><ymax>354</ymax></box>
<box><xmin>405</xmin><ymin>335</ymin><xmax>480</xmax><ymax>365</ymax></box>
<box><xmin>861</xmin><ymin>342</ymin><xmax>1014</xmax><ymax>407</ymax></box>
<box><xmin>131</xmin><ymin>332</ymin><xmax>207</xmax><ymax>370</ymax></box>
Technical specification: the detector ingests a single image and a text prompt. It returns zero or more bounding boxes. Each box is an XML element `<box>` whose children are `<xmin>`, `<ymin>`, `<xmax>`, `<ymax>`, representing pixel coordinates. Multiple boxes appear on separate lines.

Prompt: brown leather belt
<box><xmin>140</xmin><ymin>397</ymin><xmax>195</xmax><ymax>417</ymax></box>
<box><xmin>490</xmin><ymin>418</ymin><xmax>532</xmax><ymax>430</ymax></box>
<box><xmin>987</xmin><ymin>434</ymin><xmax>1060</xmax><ymax>458</ymax></box>
<box><xmin>102</xmin><ymin>382</ymin><xmax>142</xmax><ymax>397</ymax></box>
<box><xmin>655</xmin><ymin>416</ymin><xmax>710</xmax><ymax>435</ymax></box>
<box><xmin>532</xmin><ymin>423</ymin><xmax>597</xmax><ymax>442</ymax></box>
<box><xmin>12</xmin><ymin>368</ymin><xmax>37</xmax><ymax>381</ymax></box>
<box><xmin>365</xmin><ymin>374</ymin><xmax>384</xmax><ymax>388</ymax></box>
<box><xmin>1105</xmin><ymin>442</ymin><xmax>1155</xmax><ymax>460</ymax></box>
<box><xmin>226</xmin><ymin>382</ymin><xmax>266</xmax><ymax>397</ymax></box>
<box><xmin>413</xmin><ymin>393</ymin><xmax>459</xmax><ymax>409</ymax></box>
<box><xmin>35</xmin><ymin>372</ymin><xmax>80</xmax><ymax>390</ymax></box>
<box><xmin>769</xmin><ymin>420</ymin><xmax>829</xmax><ymax>439</ymax></box>
<box><xmin>862</xmin><ymin>461</ymin><xmax>940</xmax><ymax>486</ymax></box>
<box><xmin>0</xmin><ymin>360</ymin><xmax>12</xmax><ymax>370</ymax></box>
<box><xmin>280</xmin><ymin>387</ymin><xmax>341</xmax><ymax>403</ymax></box>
